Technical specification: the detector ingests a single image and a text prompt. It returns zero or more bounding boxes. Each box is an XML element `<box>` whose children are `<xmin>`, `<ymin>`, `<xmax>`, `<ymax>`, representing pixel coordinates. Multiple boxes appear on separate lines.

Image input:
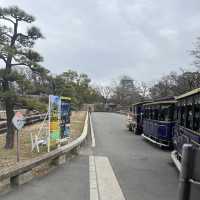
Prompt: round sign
<box><xmin>12</xmin><ymin>112</ymin><xmax>25</xmax><ymax>130</ymax></box>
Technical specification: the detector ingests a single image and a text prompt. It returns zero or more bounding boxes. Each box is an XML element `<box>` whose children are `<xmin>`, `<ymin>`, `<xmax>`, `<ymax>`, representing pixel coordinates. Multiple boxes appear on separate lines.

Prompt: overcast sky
<box><xmin>1</xmin><ymin>0</ymin><xmax>200</xmax><ymax>85</ymax></box>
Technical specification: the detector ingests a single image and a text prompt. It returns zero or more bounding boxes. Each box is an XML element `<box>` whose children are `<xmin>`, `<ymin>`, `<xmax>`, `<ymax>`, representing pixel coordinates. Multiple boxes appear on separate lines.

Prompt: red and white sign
<box><xmin>12</xmin><ymin>112</ymin><xmax>25</xmax><ymax>130</ymax></box>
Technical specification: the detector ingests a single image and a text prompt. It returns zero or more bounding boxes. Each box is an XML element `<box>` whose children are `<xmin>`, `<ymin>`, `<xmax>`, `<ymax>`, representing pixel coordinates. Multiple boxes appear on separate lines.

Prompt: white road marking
<box><xmin>90</xmin><ymin>115</ymin><xmax>96</xmax><ymax>147</ymax></box>
<box><xmin>89</xmin><ymin>156</ymin><xmax>99</xmax><ymax>200</ymax></box>
<box><xmin>89</xmin><ymin>156</ymin><xmax>126</xmax><ymax>200</ymax></box>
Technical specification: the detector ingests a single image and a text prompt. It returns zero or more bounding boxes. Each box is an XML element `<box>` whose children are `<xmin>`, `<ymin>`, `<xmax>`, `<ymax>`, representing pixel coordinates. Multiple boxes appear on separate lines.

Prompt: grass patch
<box><xmin>0</xmin><ymin>111</ymin><xmax>86</xmax><ymax>169</ymax></box>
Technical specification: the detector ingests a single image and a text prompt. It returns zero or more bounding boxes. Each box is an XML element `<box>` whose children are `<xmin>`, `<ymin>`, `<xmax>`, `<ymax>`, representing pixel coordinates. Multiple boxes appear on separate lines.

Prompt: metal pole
<box><xmin>16</xmin><ymin>130</ymin><xmax>20</xmax><ymax>162</ymax></box>
<box><xmin>48</xmin><ymin>95</ymin><xmax>51</xmax><ymax>152</ymax></box>
<box><xmin>178</xmin><ymin>144</ymin><xmax>194</xmax><ymax>200</ymax></box>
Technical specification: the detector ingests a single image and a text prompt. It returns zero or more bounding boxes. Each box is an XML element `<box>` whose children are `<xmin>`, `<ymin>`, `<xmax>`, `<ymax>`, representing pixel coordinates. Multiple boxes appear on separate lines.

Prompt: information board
<box><xmin>60</xmin><ymin>97</ymin><xmax>71</xmax><ymax>138</ymax></box>
<box><xmin>49</xmin><ymin>95</ymin><xmax>61</xmax><ymax>142</ymax></box>
<box><xmin>48</xmin><ymin>95</ymin><xmax>71</xmax><ymax>149</ymax></box>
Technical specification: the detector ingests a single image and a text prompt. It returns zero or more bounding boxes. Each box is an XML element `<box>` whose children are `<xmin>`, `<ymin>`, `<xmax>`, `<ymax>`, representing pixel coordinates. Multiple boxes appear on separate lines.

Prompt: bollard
<box><xmin>178</xmin><ymin>144</ymin><xmax>194</xmax><ymax>200</ymax></box>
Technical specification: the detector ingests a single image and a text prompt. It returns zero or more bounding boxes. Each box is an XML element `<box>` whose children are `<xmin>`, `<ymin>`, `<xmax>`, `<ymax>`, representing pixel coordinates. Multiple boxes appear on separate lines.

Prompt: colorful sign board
<box><xmin>48</xmin><ymin>95</ymin><xmax>71</xmax><ymax>149</ymax></box>
<box><xmin>49</xmin><ymin>95</ymin><xmax>61</xmax><ymax>142</ymax></box>
<box><xmin>60</xmin><ymin>97</ymin><xmax>71</xmax><ymax>138</ymax></box>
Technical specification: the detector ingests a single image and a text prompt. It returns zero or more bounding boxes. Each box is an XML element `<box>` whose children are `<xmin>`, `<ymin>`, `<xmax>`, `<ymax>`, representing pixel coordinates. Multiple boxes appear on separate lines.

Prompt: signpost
<box><xmin>12</xmin><ymin>112</ymin><xmax>25</xmax><ymax>162</ymax></box>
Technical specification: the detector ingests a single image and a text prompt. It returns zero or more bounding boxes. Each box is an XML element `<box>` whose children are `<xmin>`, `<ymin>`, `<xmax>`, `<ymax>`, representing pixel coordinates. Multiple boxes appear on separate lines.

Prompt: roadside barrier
<box><xmin>178</xmin><ymin>144</ymin><xmax>200</xmax><ymax>200</ymax></box>
<box><xmin>0</xmin><ymin>112</ymin><xmax>90</xmax><ymax>193</ymax></box>
<box><xmin>115</xmin><ymin>110</ymin><xmax>128</xmax><ymax>115</ymax></box>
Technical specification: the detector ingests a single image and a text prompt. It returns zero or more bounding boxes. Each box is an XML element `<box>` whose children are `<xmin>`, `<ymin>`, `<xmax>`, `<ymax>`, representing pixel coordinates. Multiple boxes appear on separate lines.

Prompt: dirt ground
<box><xmin>0</xmin><ymin>111</ymin><xmax>86</xmax><ymax>169</ymax></box>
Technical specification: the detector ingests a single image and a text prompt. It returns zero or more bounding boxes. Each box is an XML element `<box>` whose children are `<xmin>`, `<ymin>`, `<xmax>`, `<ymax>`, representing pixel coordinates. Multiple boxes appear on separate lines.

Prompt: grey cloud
<box><xmin>1</xmin><ymin>0</ymin><xmax>200</xmax><ymax>84</ymax></box>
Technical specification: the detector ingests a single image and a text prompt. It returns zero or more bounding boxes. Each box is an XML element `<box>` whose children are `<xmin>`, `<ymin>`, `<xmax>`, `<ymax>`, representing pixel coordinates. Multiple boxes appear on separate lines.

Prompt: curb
<box><xmin>171</xmin><ymin>150</ymin><xmax>181</xmax><ymax>172</ymax></box>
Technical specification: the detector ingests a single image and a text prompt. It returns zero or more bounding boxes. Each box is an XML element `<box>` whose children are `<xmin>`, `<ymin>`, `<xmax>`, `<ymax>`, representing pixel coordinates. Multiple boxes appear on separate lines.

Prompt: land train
<box><xmin>126</xmin><ymin>101</ymin><xmax>151</xmax><ymax>134</ymax></box>
<box><xmin>142</xmin><ymin>98</ymin><xmax>176</xmax><ymax>148</ymax></box>
<box><xmin>126</xmin><ymin>88</ymin><xmax>200</xmax><ymax>169</ymax></box>
<box><xmin>172</xmin><ymin>88</ymin><xmax>200</xmax><ymax>170</ymax></box>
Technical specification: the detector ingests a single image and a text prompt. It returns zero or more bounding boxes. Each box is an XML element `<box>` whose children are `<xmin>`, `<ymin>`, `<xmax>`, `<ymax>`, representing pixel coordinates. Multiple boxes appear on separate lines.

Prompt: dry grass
<box><xmin>0</xmin><ymin>111</ymin><xmax>86</xmax><ymax>169</ymax></box>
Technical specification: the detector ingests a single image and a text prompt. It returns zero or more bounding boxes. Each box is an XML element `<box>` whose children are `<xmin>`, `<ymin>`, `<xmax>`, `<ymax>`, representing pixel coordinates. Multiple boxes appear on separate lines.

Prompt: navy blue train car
<box><xmin>142</xmin><ymin>98</ymin><xmax>176</xmax><ymax>148</ymax></box>
<box><xmin>172</xmin><ymin>88</ymin><xmax>200</xmax><ymax>171</ymax></box>
<box><xmin>126</xmin><ymin>101</ymin><xmax>151</xmax><ymax>134</ymax></box>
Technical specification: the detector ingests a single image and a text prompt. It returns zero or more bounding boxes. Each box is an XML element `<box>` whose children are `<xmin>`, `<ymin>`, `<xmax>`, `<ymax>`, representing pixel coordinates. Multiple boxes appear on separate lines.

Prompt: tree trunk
<box><xmin>3</xmin><ymin>75</ymin><xmax>15</xmax><ymax>149</ymax></box>
<box><xmin>3</xmin><ymin>20</ymin><xmax>18</xmax><ymax>149</ymax></box>
<box><xmin>4</xmin><ymin>97</ymin><xmax>15</xmax><ymax>149</ymax></box>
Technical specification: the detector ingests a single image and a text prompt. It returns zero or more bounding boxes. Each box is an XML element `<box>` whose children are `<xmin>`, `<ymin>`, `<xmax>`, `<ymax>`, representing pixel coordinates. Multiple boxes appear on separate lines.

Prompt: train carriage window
<box><xmin>194</xmin><ymin>95</ymin><xmax>200</xmax><ymax>132</ymax></box>
<box><xmin>185</xmin><ymin>96</ymin><xmax>193</xmax><ymax>129</ymax></box>
<box><xmin>168</xmin><ymin>105</ymin><xmax>174</xmax><ymax>121</ymax></box>
<box><xmin>132</xmin><ymin>106</ymin><xmax>135</xmax><ymax>114</ymax></box>
<box><xmin>145</xmin><ymin>108</ymin><xmax>148</xmax><ymax>119</ymax></box>
<box><xmin>150</xmin><ymin>107</ymin><xmax>153</xmax><ymax>119</ymax></box>
<box><xmin>153</xmin><ymin>107</ymin><xmax>159</xmax><ymax>120</ymax></box>
<box><xmin>177</xmin><ymin>106</ymin><xmax>180</xmax><ymax>124</ymax></box>
<box><xmin>137</xmin><ymin>106</ymin><xmax>141</xmax><ymax>115</ymax></box>
<box><xmin>144</xmin><ymin>108</ymin><xmax>148</xmax><ymax>119</ymax></box>
<box><xmin>174</xmin><ymin>106</ymin><xmax>178</xmax><ymax>121</ymax></box>
<box><xmin>143</xmin><ymin>108</ymin><xmax>146</xmax><ymax>119</ymax></box>
<box><xmin>159</xmin><ymin>104</ymin><xmax>169</xmax><ymax>121</ymax></box>
<box><xmin>180</xmin><ymin>106</ymin><xmax>186</xmax><ymax>126</ymax></box>
<box><xmin>177</xmin><ymin>102</ymin><xmax>181</xmax><ymax>125</ymax></box>
<box><xmin>186</xmin><ymin>105</ymin><xmax>193</xmax><ymax>129</ymax></box>
<box><xmin>134</xmin><ymin>106</ymin><xmax>137</xmax><ymax>114</ymax></box>
<box><xmin>146</xmin><ymin>108</ymin><xmax>150</xmax><ymax>119</ymax></box>
<box><xmin>193</xmin><ymin>105</ymin><xmax>200</xmax><ymax>132</ymax></box>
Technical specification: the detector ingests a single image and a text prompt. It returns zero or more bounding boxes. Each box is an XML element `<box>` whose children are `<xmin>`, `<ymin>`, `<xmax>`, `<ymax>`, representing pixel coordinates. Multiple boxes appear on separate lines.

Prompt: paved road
<box><xmin>2</xmin><ymin>112</ymin><xmax>179</xmax><ymax>200</ymax></box>
<box><xmin>92</xmin><ymin>112</ymin><xmax>179</xmax><ymax>200</ymax></box>
<box><xmin>2</xmin><ymin>156</ymin><xmax>89</xmax><ymax>200</ymax></box>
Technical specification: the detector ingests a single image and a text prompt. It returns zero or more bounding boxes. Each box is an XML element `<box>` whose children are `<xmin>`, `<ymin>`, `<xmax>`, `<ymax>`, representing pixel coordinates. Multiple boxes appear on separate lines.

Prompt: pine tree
<box><xmin>0</xmin><ymin>6</ymin><xmax>44</xmax><ymax>148</ymax></box>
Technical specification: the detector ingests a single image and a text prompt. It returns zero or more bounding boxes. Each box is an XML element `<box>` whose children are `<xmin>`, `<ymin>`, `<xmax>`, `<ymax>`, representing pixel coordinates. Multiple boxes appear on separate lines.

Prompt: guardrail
<box><xmin>115</xmin><ymin>110</ymin><xmax>128</xmax><ymax>115</ymax></box>
<box><xmin>0</xmin><ymin>113</ymin><xmax>46</xmax><ymax>134</ymax></box>
<box><xmin>0</xmin><ymin>112</ymin><xmax>90</xmax><ymax>193</ymax></box>
<box><xmin>178</xmin><ymin>144</ymin><xmax>200</xmax><ymax>200</ymax></box>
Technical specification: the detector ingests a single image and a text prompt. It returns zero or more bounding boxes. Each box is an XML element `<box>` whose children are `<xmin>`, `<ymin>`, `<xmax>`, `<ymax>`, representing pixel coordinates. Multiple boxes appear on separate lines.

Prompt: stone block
<box><xmin>53</xmin><ymin>154</ymin><xmax>66</xmax><ymax>165</ymax></box>
<box><xmin>71</xmin><ymin>146</ymin><xmax>80</xmax><ymax>155</ymax></box>
<box><xmin>12</xmin><ymin>170</ymin><xmax>33</xmax><ymax>185</ymax></box>
<box><xmin>0</xmin><ymin>178</ymin><xmax>10</xmax><ymax>193</ymax></box>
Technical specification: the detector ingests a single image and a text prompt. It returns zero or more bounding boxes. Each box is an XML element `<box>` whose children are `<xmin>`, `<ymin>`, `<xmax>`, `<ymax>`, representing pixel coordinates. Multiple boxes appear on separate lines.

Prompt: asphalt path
<box><xmin>92</xmin><ymin>112</ymin><xmax>179</xmax><ymax>200</ymax></box>
<box><xmin>2</xmin><ymin>156</ymin><xmax>89</xmax><ymax>200</ymax></box>
<box><xmin>2</xmin><ymin>112</ymin><xmax>179</xmax><ymax>200</ymax></box>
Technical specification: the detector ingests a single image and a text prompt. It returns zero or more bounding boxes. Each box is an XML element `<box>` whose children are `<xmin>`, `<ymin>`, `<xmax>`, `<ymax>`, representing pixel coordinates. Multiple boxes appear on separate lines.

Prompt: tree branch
<box><xmin>11</xmin><ymin>63</ymin><xmax>39</xmax><ymax>74</ymax></box>
<box><xmin>16</xmin><ymin>33</ymin><xmax>28</xmax><ymax>38</ymax></box>
<box><xmin>0</xmin><ymin>32</ymin><xmax>12</xmax><ymax>38</ymax></box>
<box><xmin>0</xmin><ymin>53</ymin><xmax>6</xmax><ymax>63</ymax></box>
<box><xmin>0</xmin><ymin>16</ymin><xmax>15</xmax><ymax>24</ymax></box>
<box><xmin>11</xmin><ymin>63</ymin><xmax>28</xmax><ymax>67</ymax></box>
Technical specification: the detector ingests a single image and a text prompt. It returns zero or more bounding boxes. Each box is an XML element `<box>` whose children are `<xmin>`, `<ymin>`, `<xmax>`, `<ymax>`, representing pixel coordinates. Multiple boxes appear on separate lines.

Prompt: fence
<box><xmin>0</xmin><ymin>113</ymin><xmax>46</xmax><ymax>134</ymax></box>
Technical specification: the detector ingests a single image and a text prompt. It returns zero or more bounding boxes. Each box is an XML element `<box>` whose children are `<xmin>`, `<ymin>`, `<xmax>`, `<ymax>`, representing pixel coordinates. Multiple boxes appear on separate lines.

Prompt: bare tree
<box><xmin>96</xmin><ymin>85</ymin><xmax>113</xmax><ymax>104</ymax></box>
<box><xmin>191</xmin><ymin>37</ymin><xmax>200</xmax><ymax>69</ymax></box>
<box><xmin>138</xmin><ymin>81</ymin><xmax>150</xmax><ymax>99</ymax></box>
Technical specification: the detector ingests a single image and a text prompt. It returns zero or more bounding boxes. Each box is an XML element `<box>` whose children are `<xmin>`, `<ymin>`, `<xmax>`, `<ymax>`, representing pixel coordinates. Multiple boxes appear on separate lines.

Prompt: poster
<box><xmin>60</xmin><ymin>97</ymin><xmax>71</xmax><ymax>138</ymax></box>
<box><xmin>49</xmin><ymin>95</ymin><xmax>61</xmax><ymax>142</ymax></box>
<box><xmin>48</xmin><ymin>95</ymin><xmax>71</xmax><ymax>149</ymax></box>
